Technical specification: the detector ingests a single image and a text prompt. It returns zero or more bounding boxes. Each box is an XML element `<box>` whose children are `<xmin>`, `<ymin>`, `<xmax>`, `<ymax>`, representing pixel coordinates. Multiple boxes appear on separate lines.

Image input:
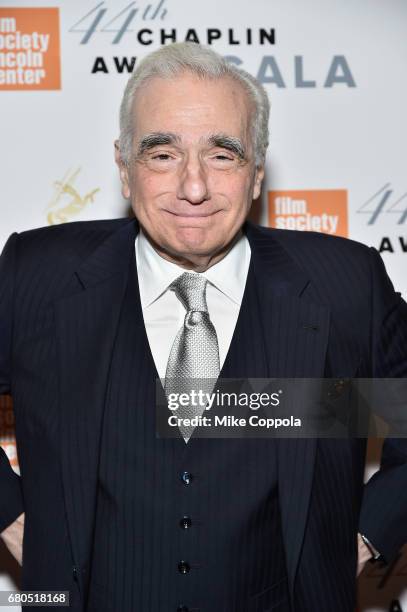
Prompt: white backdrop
<box><xmin>1</xmin><ymin>1</ymin><xmax>406</xmax><ymax>610</ymax></box>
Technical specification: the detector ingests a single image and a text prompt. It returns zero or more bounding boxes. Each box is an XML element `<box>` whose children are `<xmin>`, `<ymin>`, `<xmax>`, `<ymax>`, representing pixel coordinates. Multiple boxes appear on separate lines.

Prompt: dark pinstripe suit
<box><xmin>0</xmin><ymin>217</ymin><xmax>406</xmax><ymax>611</ymax></box>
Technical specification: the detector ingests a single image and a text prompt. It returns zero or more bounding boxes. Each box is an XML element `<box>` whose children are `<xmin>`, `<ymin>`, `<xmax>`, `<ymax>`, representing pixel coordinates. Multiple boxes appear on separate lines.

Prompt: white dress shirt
<box><xmin>135</xmin><ymin>229</ymin><xmax>251</xmax><ymax>379</ymax></box>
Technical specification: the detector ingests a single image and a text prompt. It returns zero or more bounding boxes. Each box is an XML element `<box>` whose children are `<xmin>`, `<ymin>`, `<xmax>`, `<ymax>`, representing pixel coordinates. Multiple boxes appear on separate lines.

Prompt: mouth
<box><xmin>163</xmin><ymin>210</ymin><xmax>222</xmax><ymax>219</ymax></box>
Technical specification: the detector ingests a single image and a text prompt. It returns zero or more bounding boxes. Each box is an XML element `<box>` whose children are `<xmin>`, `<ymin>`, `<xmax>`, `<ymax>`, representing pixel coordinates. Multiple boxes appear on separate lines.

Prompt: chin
<box><xmin>173</xmin><ymin>226</ymin><xmax>217</xmax><ymax>253</ymax></box>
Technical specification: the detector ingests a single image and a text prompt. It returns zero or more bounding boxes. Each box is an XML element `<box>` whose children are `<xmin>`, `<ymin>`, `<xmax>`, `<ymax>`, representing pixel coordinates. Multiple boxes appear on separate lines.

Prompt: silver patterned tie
<box><xmin>164</xmin><ymin>272</ymin><xmax>220</xmax><ymax>442</ymax></box>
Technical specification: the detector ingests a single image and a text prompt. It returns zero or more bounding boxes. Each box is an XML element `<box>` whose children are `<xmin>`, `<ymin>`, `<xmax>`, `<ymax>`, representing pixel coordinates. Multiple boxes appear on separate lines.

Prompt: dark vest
<box><xmin>87</xmin><ymin>254</ymin><xmax>289</xmax><ymax>612</ymax></box>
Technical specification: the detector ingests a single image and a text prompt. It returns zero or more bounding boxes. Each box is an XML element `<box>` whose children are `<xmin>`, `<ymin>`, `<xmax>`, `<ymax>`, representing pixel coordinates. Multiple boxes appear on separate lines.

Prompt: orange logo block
<box><xmin>268</xmin><ymin>190</ymin><xmax>348</xmax><ymax>237</ymax></box>
<box><xmin>0</xmin><ymin>8</ymin><xmax>60</xmax><ymax>90</ymax></box>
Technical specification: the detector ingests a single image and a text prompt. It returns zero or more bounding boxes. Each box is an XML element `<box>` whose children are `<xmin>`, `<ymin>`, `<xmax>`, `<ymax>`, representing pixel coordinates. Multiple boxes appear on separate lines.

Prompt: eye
<box><xmin>152</xmin><ymin>153</ymin><xmax>172</xmax><ymax>161</ymax></box>
<box><xmin>214</xmin><ymin>153</ymin><xmax>233</xmax><ymax>161</ymax></box>
<box><xmin>144</xmin><ymin>150</ymin><xmax>179</xmax><ymax>172</ymax></box>
<box><xmin>208</xmin><ymin>151</ymin><xmax>238</xmax><ymax>167</ymax></box>
<box><xmin>210</xmin><ymin>149</ymin><xmax>235</xmax><ymax>160</ymax></box>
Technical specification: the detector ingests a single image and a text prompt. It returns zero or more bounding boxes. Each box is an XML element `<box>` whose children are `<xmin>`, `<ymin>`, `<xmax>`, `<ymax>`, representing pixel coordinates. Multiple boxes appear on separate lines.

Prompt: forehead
<box><xmin>131</xmin><ymin>72</ymin><xmax>252</xmax><ymax>141</ymax></box>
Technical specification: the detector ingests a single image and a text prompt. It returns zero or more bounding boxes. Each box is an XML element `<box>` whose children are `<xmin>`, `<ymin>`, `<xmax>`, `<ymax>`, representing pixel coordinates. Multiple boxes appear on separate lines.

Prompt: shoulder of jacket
<box><xmin>251</xmin><ymin>224</ymin><xmax>374</xmax><ymax>291</ymax></box>
<box><xmin>15</xmin><ymin>217</ymin><xmax>132</xmax><ymax>262</ymax></box>
<box><xmin>255</xmin><ymin>224</ymin><xmax>371</xmax><ymax>258</ymax></box>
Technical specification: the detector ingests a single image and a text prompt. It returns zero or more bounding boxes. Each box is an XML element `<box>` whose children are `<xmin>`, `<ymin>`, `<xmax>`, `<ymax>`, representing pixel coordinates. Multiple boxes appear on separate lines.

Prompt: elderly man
<box><xmin>1</xmin><ymin>42</ymin><xmax>407</xmax><ymax>612</ymax></box>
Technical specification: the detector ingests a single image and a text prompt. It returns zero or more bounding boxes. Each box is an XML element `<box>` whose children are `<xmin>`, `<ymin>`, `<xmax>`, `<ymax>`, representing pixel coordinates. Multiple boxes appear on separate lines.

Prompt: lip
<box><xmin>163</xmin><ymin>210</ymin><xmax>222</xmax><ymax>218</ymax></box>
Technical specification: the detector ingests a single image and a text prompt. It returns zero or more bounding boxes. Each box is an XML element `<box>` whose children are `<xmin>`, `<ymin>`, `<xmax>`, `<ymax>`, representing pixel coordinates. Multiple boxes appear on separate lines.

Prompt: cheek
<box><xmin>130</xmin><ymin>170</ymin><xmax>156</xmax><ymax>200</ymax></box>
<box><xmin>129</xmin><ymin>170</ymin><xmax>171</xmax><ymax>214</ymax></box>
<box><xmin>213</xmin><ymin>174</ymin><xmax>252</xmax><ymax>213</ymax></box>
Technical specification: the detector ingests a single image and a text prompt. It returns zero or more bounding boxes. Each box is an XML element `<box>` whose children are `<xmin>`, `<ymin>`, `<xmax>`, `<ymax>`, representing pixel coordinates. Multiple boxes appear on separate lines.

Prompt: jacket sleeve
<box><xmin>359</xmin><ymin>246</ymin><xmax>407</xmax><ymax>563</ymax></box>
<box><xmin>0</xmin><ymin>232</ymin><xmax>24</xmax><ymax>531</ymax></box>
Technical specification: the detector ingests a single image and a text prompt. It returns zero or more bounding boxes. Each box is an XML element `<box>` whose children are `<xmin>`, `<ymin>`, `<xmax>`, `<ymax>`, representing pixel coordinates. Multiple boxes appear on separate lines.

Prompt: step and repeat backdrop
<box><xmin>0</xmin><ymin>1</ymin><xmax>406</xmax><ymax>610</ymax></box>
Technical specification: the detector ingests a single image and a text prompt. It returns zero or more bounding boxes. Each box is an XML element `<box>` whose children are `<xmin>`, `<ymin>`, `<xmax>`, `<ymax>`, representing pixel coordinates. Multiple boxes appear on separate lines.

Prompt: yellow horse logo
<box><xmin>46</xmin><ymin>167</ymin><xmax>100</xmax><ymax>225</ymax></box>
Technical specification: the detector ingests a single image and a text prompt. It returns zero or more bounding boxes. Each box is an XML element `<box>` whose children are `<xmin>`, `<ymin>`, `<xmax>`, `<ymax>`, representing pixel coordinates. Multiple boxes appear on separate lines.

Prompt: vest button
<box><xmin>177</xmin><ymin>606</ymin><xmax>189</xmax><ymax>612</ymax></box>
<box><xmin>180</xmin><ymin>516</ymin><xmax>192</xmax><ymax>529</ymax></box>
<box><xmin>180</xmin><ymin>471</ymin><xmax>193</xmax><ymax>485</ymax></box>
<box><xmin>178</xmin><ymin>560</ymin><xmax>190</xmax><ymax>574</ymax></box>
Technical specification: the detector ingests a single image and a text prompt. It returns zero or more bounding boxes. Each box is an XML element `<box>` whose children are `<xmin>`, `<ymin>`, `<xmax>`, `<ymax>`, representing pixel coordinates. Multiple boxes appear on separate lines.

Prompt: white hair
<box><xmin>118</xmin><ymin>42</ymin><xmax>270</xmax><ymax>168</ymax></box>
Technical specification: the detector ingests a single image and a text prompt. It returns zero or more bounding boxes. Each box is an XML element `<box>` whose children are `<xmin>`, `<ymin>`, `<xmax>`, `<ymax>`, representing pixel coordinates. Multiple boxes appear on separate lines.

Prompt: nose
<box><xmin>176</xmin><ymin>155</ymin><xmax>210</xmax><ymax>204</ymax></box>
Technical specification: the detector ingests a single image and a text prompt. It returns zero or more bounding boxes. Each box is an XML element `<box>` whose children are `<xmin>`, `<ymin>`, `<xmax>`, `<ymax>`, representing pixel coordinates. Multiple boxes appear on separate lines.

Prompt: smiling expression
<box><xmin>116</xmin><ymin>72</ymin><xmax>264</xmax><ymax>270</ymax></box>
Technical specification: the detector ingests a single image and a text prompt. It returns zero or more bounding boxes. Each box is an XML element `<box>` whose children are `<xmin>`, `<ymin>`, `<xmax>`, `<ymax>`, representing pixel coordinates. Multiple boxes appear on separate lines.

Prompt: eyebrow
<box><xmin>136</xmin><ymin>132</ymin><xmax>181</xmax><ymax>155</ymax></box>
<box><xmin>207</xmin><ymin>134</ymin><xmax>246</xmax><ymax>159</ymax></box>
<box><xmin>135</xmin><ymin>131</ymin><xmax>246</xmax><ymax>159</ymax></box>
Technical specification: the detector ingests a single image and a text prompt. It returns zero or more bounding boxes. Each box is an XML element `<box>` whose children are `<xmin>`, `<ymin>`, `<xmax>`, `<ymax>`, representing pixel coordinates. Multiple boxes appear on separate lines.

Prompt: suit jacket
<box><xmin>0</xmin><ymin>217</ymin><xmax>406</xmax><ymax>611</ymax></box>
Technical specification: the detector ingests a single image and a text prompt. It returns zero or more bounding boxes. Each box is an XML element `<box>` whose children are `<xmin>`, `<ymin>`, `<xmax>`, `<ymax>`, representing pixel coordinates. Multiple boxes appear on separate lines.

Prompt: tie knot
<box><xmin>171</xmin><ymin>272</ymin><xmax>208</xmax><ymax>313</ymax></box>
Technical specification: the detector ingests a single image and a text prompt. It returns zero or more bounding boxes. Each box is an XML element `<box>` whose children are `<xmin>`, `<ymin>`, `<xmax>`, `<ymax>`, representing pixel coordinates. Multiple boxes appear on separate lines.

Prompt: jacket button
<box><xmin>72</xmin><ymin>566</ymin><xmax>78</xmax><ymax>581</ymax></box>
<box><xmin>177</xmin><ymin>606</ymin><xmax>189</xmax><ymax>612</ymax></box>
<box><xmin>178</xmin><ymin>560</ymin><xmax>190</xmax><ymax>574</ymax></box>
<box><xmin>180</xmin><ymin>516</ymin><xmax>192</xmax><ymax>529</ymax></box>
<box><xmin>180</xmin><ymin>471</ymin><xmax>193</xmax><ymax>485</ymax></box>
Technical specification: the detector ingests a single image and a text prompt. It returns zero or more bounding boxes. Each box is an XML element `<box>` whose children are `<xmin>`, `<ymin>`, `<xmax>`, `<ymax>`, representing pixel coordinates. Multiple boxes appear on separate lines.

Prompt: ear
<box><xmin>114</xmin><ymin>140</ymin><xmax>131</xmax><ymax>199</ymax></box>
<box><xmin>253</xmin><ymin>165</ymin><xmax>265</xmax><ymax>200</ymax></box>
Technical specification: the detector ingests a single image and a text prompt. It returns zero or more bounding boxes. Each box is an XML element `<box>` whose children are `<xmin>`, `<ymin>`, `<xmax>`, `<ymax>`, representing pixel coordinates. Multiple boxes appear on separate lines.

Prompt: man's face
<box><xmin>116</xmin><ymin>72</ymin><xmax>264</xmax><ymax>265</ymax></box>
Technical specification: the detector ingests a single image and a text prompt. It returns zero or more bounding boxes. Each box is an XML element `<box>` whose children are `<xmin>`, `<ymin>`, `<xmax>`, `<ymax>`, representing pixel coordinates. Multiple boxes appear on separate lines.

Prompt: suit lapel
<box><xmin>246</xmin><ymin>222</ymin><xmax>330</xmax><ymax>598</ymax></box>
<box><xmin>54</xmin><ymin>219</ymin><xmax>139</xmax><ymax>586</ymax></box>
<box><xmin>55</xmin><ymin>218</ymin><xmax>330</xmax><ymax>598</ymax></box>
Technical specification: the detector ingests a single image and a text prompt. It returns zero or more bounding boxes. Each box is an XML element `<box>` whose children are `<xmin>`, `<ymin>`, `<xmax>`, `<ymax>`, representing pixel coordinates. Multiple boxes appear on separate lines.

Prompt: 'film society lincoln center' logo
<box><xmin>268</xmin><ymin>190</ymin><xmax>348</xmax><ymax>237</ymax></box>
<box><xmin>0</xmin><ymin>8</ymin><xmax>61</xmax><ymax>90</ymax></box>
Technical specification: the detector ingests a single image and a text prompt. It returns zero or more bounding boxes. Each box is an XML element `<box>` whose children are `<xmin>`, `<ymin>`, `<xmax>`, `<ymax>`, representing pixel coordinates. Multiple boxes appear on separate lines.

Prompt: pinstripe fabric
<box><xmin>0</xmin><ymin>217</ymin><xmax>406</xmax><ymax>611</ymax></box>
<box><xmin>0</xmin><ymin>221</ymin><xmax>128</xmax><ymax>609</ymax></box>
<box><xmin>293</xmin><ymin>440</ymin><xmax>361</xmax><ymax>611</ymax></box>
<box><xmin>87</xmin><ymin>254</ymin><xmax>289</xmax><ymax>612</ymax></box>
<box><xmin>0</xmin><ymin>233</ymin><xmax>24</xmax><ymax>530</ymax></box>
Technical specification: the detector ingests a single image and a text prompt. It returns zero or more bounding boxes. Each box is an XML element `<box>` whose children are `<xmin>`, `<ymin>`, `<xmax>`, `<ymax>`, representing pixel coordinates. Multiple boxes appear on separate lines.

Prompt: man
<box><xmin>0</xmin><ymin>42</ymin><xmax>406</xmax><ymax>611</ymax></box>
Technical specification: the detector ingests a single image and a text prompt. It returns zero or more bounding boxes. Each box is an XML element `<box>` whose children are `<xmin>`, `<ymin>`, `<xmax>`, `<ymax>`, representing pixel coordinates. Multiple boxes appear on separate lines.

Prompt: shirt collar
<box><xmin>135</xmin><ymin>228</ymin><xmax>251</xmax><ymax>308</ymax></box>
